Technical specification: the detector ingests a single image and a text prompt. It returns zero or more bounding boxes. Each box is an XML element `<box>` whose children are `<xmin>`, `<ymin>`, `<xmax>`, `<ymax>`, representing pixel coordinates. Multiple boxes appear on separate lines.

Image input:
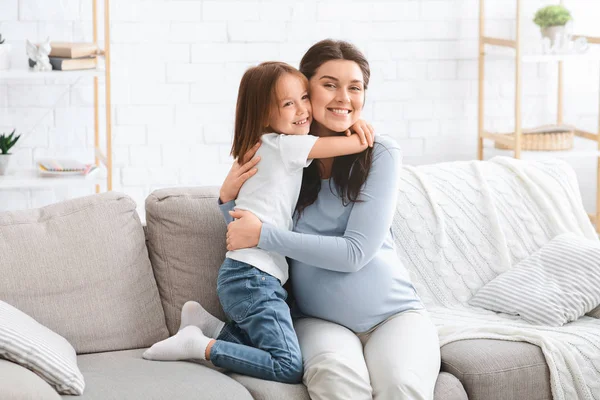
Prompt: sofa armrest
<box><xmin>441</xmin><ymin>339</ymin><xmax>551</xmax><ymax>400</ymax></box>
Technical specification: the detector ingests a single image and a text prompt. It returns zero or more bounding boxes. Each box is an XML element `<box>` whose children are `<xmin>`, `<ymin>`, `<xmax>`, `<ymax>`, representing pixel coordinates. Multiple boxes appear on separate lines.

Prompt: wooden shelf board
<box><xmin>482</xmin><ymin>136</ymin><xmax>600</xmax><ymax>160</ymax></box>
<box><xmin>484</xmin><ymin>51</ymin><xmax>600</xmax><ymax>63</ymax></box>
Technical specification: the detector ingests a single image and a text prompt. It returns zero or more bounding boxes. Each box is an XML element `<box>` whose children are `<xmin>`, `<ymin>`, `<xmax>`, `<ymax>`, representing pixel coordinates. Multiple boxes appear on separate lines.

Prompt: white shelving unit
<box><xmin>0</xmin><ymin>0</ymin><xmax>112</xmax><ymax>195</ymax></box>
<box><xmin>0</xmin><ymin>169</ymin><xmax>105</xmax><ymax>189</ymax></box>
<box><xmin>478</xmin><ymin>0</ymin><xmax>600</xmax><ymax>232</ymax></box>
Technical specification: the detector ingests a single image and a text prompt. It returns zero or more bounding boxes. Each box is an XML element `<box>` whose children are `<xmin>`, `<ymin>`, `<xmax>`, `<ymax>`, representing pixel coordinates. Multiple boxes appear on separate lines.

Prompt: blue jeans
<box><xmin>212</xmin><ymin>258</ymin><xmax>303</xmax><ymax>383</ymax></box>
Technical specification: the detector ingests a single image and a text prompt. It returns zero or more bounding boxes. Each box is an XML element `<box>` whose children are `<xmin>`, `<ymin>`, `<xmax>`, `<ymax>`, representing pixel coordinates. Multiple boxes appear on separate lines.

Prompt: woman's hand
<box><xmin>345</xmin><ymin>119</ymin><xmax>375</xmax><ymax>147</ymax></box>
<box><xmin>219</xmin><ymin>142</ymin><xmax>261</xmax><ymax>203</ymax></box>
<box><xmin>226</xmin><ymin>209</ymin><xmax>262</xmax><ymax>251</ymax></box>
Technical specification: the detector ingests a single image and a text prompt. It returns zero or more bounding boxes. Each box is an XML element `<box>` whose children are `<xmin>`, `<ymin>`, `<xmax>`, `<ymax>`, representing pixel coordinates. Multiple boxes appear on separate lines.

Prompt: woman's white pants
<box><xmin>294</xmin><ymin>310</ymin><xmax>441</xmax><ymax>400</ymax></box>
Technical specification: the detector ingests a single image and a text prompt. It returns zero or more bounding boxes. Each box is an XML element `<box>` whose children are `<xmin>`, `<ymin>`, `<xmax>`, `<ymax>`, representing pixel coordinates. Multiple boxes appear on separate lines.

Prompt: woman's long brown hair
<box><xmin>295</xmin><ymin>39</ymin><xmax>374</xmax><ymax>216</ymax></box>
<box><xmin>231</xmin><ymin>61</ymin><xmax>307</xmax><ymax>159</ymax></box>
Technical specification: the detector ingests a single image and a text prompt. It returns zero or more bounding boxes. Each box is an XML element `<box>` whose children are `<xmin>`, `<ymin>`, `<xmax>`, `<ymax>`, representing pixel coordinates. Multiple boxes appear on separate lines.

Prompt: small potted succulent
<box><xmin>0</xmin><ymin>129</ymin><xmax>21</xmax><ymax>175</ymax></box>
<box><xmin>0</xmin><ymin>33</ymin><xmax>11</xmax><ymax>70</ymax></box>
<box><xmin>533</xmin><ymin>5</ymin><xmax>572</xmax><ymax>45</ymax></box>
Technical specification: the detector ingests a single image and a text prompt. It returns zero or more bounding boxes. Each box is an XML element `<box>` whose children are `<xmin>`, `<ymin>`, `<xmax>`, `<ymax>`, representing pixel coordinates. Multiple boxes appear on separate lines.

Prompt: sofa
<box><xmin>1</xmin><ymin>176</ymin><xmax>560</xmax><ymax>400</ymax></box>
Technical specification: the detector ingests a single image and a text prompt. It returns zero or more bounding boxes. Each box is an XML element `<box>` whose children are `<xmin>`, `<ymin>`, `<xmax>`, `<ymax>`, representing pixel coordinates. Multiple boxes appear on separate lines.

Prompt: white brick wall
<box><xmin>1</xmin><ymin>0</ymin><xmax>600</xmax><ymax>218</ymax></box>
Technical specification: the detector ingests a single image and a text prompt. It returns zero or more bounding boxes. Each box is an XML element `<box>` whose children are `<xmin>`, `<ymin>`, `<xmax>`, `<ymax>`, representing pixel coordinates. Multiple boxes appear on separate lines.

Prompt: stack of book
<box><xmin>49</xmin><ymin>42</ymin><xmax>98</xmax><ymax>71</ymax></box>
<box><xmin>37</xmin><ymin>158</ymin><xmax>98</xmax><ymax>177</ymax></box>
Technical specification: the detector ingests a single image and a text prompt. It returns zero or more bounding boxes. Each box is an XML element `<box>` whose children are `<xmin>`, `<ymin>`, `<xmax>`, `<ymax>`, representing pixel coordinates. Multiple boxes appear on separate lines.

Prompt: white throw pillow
<box><xmin>0</xmin><ymin>301</ymin><xmax>85</xmax><ymax>395</ymax></box>
<box><xmin>469</xmin><ymin>233</ymin><xmax>600</xmax><ymax>326</ymax></box>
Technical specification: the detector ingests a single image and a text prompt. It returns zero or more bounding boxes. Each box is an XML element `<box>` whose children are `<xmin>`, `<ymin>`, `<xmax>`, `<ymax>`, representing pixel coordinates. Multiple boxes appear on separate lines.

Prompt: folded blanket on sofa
<box><xmin>393</xmin><ymin>156</ymin><xmax>600</xmax><ymax>400</ymax></box>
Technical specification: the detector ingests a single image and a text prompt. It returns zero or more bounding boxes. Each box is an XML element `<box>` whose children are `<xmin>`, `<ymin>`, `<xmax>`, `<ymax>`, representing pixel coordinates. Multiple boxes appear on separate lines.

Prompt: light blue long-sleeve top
<box><xmin>220</xmin><ymin>135</ymin><xmax>423</xmax><ymax>333</ymax></box>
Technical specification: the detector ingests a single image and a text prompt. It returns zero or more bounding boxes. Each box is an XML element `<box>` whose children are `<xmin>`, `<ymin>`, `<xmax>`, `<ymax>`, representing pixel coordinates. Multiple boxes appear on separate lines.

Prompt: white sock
<box><xmin>179</xmin><ymin>300</ymin><xmax>225</xmax><ymax>339</ymax></box>
<box><xmin>142</xmin><ymin>326</ymin><xmax>211</xmax><ymax>361</ymax></box>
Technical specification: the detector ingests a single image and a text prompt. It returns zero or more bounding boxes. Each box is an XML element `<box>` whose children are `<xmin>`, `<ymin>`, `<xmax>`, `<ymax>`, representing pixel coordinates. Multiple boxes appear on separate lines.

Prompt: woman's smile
<box><xmin>327</xmin><ymin>107</ymin><xmax>353</xmax><ymax>117</ymax></box>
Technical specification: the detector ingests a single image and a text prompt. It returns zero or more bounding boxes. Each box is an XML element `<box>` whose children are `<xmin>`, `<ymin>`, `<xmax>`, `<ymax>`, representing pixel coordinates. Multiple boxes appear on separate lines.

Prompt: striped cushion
<box><xmin>469</xmin><ymin>233</ymin><xmax>600</xmax><ymax>326</ymax></box>
<box><xmin>0</xmin><ymin>301</ymin><xmax>84</xmax><ymax>395</ymax></box>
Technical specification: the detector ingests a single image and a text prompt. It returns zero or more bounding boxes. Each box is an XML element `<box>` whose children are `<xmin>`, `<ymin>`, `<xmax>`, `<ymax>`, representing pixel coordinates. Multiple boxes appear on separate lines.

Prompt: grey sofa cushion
<box><xmin>145</xmin><ymin>187</ymin><xmax>227</xmax><ymax>334</ymax></box>
<box><xmin>434</xmin><ymin>372</ymin><xmax>468</xmax><ymax>400</ymax></box>
<box><xmin>441</xmin><ymin>339</ymin><xmax>551</xmax><ymax>400</ymax></box>
<box><xmin>0</xmin><ymin>192</ymin><xmax>169</xmax><ymax>354</ymax></box>
<box><xmin>0</xmin><ymin>359</ymin><xmax>61</xmax><ymax>400</ymax></box>
<box><xmin>61</xmin><ymin>349</ymin><xmax>252</xmax><ymax>400</ymax></box>
<box><xmin>228</xmin><ymin>373</ymin><xmax>310</xmax><ymax>400</ymax></box>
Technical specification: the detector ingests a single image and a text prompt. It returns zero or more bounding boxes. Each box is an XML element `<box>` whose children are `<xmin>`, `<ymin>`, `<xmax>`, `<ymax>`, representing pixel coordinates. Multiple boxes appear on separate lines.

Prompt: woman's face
<box><xmin>308</xmin><ymin>59</ymin><xmax>365</xmax><ymax>135</ymax></box>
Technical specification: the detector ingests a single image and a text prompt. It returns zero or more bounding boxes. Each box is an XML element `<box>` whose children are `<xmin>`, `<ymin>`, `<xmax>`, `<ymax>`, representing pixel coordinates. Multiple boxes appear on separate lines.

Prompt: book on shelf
<box><xmin>49</xmin><ymin>42</ymin><xmax>98</xmax><ymax>58</ymax></box>
<box><xmin>28</xmin><ymin>56</ymin><xmax>97</xmax><ymax>71</ymax></box>
<box><xmin>36</xmin><ymin>159</ymin><xmax>98</xmax><ymax>177</ymax></box>
<box><xmin>48</xmin><ymin>56</ymin><xmax>97</xmax><ymax>71</ymax></box>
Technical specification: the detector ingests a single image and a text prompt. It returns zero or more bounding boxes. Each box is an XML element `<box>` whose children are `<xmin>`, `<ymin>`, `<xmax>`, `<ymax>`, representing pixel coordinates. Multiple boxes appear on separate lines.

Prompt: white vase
<box><xmin>0</xmin><ymin>154</ymin><xmax>12</xmax><ymax>175</ymax></box>
<box><xmin>541</xmin><ymin>25</ymin><xmax>566</xmax><ymax>45</ymax></box>
<box><xmin>0</xmin><ymin>44</ymin><xmax>12</xmax><ymax>70</ymax></box>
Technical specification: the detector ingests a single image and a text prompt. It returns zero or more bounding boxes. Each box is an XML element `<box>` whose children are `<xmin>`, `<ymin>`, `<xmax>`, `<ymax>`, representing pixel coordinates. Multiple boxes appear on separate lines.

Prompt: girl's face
<box><xmin>268</xmin><ymin>73</ymin><xmax>312</xmax><ymax>136</ymax></box>
<box><xmin>308</xmin><ymin>60</ymin><xmax>365</xmax><ymax>135</ymax></box>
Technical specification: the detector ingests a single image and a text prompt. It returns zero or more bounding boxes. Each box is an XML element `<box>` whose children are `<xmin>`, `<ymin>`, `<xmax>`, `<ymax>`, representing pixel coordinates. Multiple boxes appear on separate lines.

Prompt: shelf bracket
<box><xmin>575</xmin><ymin>129</ymin><xmax>599</xmax><ymax>142</ymax></box>
<box><xmin>95</xmin><ymin>147</ymin><xmax>107</xmax><ymax>166</ymax></box>
<box><xmin>481</xmin><ymin>131</ymin><xmax>516</xmax><ymax>147</ymax></box>
<box><xmin>482</xmin><ymin>36</ymin><xmax>517</xmax><ymax>48</ymax></box>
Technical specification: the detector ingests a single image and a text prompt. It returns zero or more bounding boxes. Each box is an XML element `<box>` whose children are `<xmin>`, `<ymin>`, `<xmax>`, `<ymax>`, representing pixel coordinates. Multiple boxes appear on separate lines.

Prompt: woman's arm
<box><xmin>219</xmin><ymin>142</ymin><xmax>261</xmax><ymax>203</ymax></box>
<box><xmin>227</xmin><ymin>141</ymin><xmax>402</xmax><ymax>273</ymax></box>
<box><xmin>218</xmin><ymin>142</ymin><xmax>261</xmax><ymax>223</ymax></box>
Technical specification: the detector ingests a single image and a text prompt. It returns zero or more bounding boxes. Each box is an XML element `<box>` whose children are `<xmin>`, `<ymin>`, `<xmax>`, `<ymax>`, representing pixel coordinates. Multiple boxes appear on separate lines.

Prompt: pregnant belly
<box><xmin>291</xmin><ymin>256</ymin><xmax>420</xmax><ymax>332</ymax></box>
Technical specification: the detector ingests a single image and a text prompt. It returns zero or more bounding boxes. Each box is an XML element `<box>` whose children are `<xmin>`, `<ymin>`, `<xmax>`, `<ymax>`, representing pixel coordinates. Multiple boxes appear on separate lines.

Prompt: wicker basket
<box><xmin>494</xmin><ymin>125</ymin><xmax>575</xmax><ymax>151</ymax></box>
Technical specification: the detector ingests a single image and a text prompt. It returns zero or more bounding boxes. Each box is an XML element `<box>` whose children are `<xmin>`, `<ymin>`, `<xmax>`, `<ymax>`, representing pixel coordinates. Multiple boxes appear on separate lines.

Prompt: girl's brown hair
<box><xmin>231</xmin><ymin>61</ymin><xmax>308</xmax><ymax>159</ymax></box>
<box><xmin>295</xmin><ymin>39</ymin><xmax>374</xmax><ymax>216</ymax></box>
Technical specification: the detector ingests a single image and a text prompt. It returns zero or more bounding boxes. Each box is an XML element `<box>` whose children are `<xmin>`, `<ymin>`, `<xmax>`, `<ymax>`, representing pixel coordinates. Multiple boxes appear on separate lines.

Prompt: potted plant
<box><xmin>0</xmin><ymin>34</ymin><xmax>11</xmax><ymax>70</ymax></box>
<box><xmin>0</xmin><ymin>129</ymin><xmax>21</xmax><ymax>175</ymax></box>
<box><xmin>533</xmin><ymin>5</ymin><xmax>572</xmax><ymax>45</ymax></box>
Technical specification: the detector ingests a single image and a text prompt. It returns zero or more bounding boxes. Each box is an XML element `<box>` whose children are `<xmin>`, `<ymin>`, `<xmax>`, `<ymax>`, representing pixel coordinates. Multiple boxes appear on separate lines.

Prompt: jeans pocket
<box><xmin>218</xmin><ymin>274</ymin><xmax>254</xmax><ymax>321</ymax></box>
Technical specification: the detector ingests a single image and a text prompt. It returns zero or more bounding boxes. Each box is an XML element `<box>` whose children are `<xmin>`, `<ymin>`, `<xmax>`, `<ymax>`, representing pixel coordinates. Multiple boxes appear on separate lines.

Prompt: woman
<box><xmin>221</xmin><ymin>39</ymin><xmax>441</xmax><ymax>400</ymax></box>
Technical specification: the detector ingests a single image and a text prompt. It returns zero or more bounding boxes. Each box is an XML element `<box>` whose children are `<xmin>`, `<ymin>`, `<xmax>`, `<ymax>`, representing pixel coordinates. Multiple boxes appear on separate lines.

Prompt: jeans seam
<box><xmin>213</xmin><ymin>350</ymin><xmax>278</xmax><ymax>374</ymax></box>
<box><xmin>272</xmin><ymin>294</ymin><xmax>294</xmax><ymax>373</ymax></box>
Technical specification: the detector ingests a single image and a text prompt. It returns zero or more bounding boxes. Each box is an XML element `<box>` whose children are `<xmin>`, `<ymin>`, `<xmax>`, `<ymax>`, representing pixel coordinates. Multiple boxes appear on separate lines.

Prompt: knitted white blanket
<box><xmin>393</xmin><ymin>156</ymin><xmax>600</xmax><ymax>400</ymax></box>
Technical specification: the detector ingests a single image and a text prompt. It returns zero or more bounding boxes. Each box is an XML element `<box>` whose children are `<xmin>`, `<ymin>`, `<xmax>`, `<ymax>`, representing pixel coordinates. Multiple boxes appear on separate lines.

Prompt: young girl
<box><xmin>143</xmin><ymin>61</ymin><xmax>373</xmax><ymax>383</ymax></box>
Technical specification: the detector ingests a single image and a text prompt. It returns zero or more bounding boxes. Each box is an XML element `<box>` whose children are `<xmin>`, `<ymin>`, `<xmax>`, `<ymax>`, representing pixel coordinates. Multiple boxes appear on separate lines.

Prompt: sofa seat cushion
<box><xmin>0</xmin><ymin>359</ymin><xmax>61</xmax><ymax>400</ymax></box>
<box><xmin>434</xmin><ymin>372</ymin><xmax>468</xmax><ymax>400</ymax></box>
<box><xmin>441</xmin><ymin>339</ymin><xmax>551</xmax><ymax>400</ymax></box>
<box><xmin>60</xmin><ymin>349</ymin><xmax>252</xmax><ymax>400</ymax></box>
<box><xmin>228</xmin><ymin>373</ymin><xmax>310</xmax><ymax>400</ymax></box>
<box><xmin>145</xmin><ymin>187</ymin><xmax>228</xmax><ymax>335</ymax></box>
<box><xmin>0</xmin><ymin>192</ymin><xmax>169</xmax><ymax>354</ymax></box>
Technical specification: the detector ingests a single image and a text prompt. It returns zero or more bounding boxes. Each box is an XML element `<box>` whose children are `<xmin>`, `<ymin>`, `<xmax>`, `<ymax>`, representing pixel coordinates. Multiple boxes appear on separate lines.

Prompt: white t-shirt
<box><xmin>226</xmin><ymin>133</ymin><xmax>318</xmax><ymax>283</ymax></box>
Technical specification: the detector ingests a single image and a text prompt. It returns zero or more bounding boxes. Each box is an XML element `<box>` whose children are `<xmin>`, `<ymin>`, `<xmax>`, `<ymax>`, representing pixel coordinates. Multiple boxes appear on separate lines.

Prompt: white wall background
<box><xmin>1</xmin><ymin>0</ymin><xmax>600</xmax><ymax>218</ymax></box>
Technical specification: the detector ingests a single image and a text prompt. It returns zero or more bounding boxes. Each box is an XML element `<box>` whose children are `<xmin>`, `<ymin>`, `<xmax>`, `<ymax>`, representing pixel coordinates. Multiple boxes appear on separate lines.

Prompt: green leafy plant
<box><xmin>0</xmin><ymin>34</ymin><xmax>5</xmax><ymax>44</ymax></box>
<box><xmin>0</xmin><ymin>129</ymin><xmax>21</xmax><ymax>155</ymax></box>
<box><xmin>533</xmin><ymin>5</ymin><xmax>572</xmax><ymax>28</ymax></box>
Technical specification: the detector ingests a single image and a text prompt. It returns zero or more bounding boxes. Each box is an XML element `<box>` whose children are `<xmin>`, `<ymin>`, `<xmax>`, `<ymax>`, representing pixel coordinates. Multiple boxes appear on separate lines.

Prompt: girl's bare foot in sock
<box><xmin>179</xmin><ymin>301</ymin><xmax>225</xmax><ymax>339</ymax></box>
<box><xmin>143</xmin><ymin>326</ymin><xmax>211</xmax><ymax>361</ymax></box>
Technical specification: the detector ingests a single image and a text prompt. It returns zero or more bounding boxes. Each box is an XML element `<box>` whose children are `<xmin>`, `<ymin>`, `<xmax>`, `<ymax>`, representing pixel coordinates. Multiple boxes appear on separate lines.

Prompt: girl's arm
<box><xmin>307</xmin><ymin>119</ymin><xmax>375</xmax><ymax>159</ymax></box>
<box><xmin>227</xmin><ymin>140</ymin><xmax>402</xmax><ymax>273</ymax></box>
<box><xmin>345</xmin><ymin>119</ymin><xmax>375</xmax><ymax>147</ymax></box>
<box><xmin>308</xmin><ymin>134</ymin><xmax>368</xmax><ymax>159</ymax></box>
